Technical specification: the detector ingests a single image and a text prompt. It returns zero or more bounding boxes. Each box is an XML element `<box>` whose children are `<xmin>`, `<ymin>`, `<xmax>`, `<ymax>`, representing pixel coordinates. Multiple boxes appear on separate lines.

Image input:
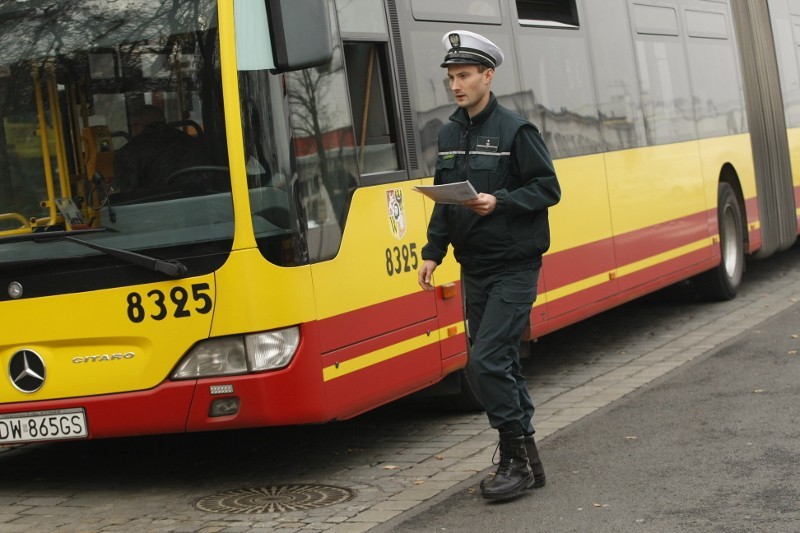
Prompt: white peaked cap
<box><xmin>441</xmin><ymin>30</ymin><xmax>504</xmax><ymax>69</ymax></box>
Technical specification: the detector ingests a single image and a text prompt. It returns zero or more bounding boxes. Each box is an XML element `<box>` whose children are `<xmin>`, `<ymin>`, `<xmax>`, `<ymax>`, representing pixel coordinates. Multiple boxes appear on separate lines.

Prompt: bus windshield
<box><xmin>235</xmin><ymin>0</ymin><xmax>358</xmax><ymax>267</ymax></box>
<box><xmin>0</xmin><ymin>0</ymin><xmax>230</xmax><ymax>270</ymax></box>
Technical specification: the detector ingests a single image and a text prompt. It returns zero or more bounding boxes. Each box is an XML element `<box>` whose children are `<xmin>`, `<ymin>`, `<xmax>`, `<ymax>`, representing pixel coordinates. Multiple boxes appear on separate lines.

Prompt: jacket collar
<box><xmin>449</xmin><ymin>92</ymin><xmax>497</xmax><ymax>127</ymax></box>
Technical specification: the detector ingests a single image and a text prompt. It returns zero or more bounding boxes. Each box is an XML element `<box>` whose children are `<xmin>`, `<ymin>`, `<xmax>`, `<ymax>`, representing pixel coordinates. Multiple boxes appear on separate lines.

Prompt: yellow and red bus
<box><xmin>1</xmin><ymin>0</ymin><xmax>798</xmax><ymax>444</ymax></box>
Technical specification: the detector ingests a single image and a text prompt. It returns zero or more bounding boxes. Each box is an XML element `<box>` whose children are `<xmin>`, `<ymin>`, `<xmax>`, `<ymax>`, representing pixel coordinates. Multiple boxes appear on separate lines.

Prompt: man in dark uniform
<box><xmin>114</xmin><ymin>105</ymin><xmax>207</xmax><ymax>191</ymax></box>
<box><xmin>418</xmin><ymin>30</ymin><xmax>561</xmax><ymax>501</ymax></box>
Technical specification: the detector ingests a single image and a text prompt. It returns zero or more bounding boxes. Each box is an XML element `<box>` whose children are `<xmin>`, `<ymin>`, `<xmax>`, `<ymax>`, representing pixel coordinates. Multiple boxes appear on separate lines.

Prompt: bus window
<box><xmin>336</xmin><ymin>0</ymin><xmax>388</xmax><ymax>34</ymax></box>
<box><xmin>410</xmin><ymin>0</ymin><xmax>502</xmax><ymax>25</ymax></box>
<box><xmin>632</xmin><ymin>3</ymin><xmax>698</xmax><ymax>145</ymax></box>
<box><xmin>515</xmin><ymin>17</ymin><xmax>602</xmax><ymax>158</ymax></box>
<box><xmin>343</xmin><ymin>42</ymin><xmax>401</xmax><ymax>177</ymax></box>
<box><xmin>516</xmin><ymin>0</ymin><xmax>579</xmax><ymax>28</ymax></box>
<box><xmin>237</xmin><ymin>0</ymin><xmax>357</xmax><ymax>265</ymax></box>
<box><xmin>584</xmin><ymin>1</ymin><xmax>648</xmax><ymax>150</ymax></box>
<box><xmin>0</xmin><ymin>0</ymin><xmax>232</xmax><ymax>279</ymax></box>
<box><xmin>770</xmin><ymin>2</ymin><xmax>800</xmax><ymax>127</ymax></box>
<box><xmin>685</xmin><ymin>7</ymin><xmax>746</xmax><ymax>138</ymax></box>
<box><xmin>285</xmin><ymin>23</ymin><xmax>358</xmax><ymax>262</ymax></box>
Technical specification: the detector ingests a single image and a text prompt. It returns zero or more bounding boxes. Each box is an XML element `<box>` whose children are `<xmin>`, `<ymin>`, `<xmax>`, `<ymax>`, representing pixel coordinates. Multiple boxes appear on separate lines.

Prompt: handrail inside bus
<box><xmin>31</xmin><ymin>66</ymin><xmax>59</xmax><ymax>225</ymax></box>
<box><xmin>0</xmin><ymin>213</ymin><xmax>33</xmax><ymax>231</ymax></box>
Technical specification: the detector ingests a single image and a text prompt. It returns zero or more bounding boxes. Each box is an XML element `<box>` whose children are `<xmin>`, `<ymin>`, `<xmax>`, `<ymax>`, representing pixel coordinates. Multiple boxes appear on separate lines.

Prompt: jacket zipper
<box><xmin>463</xmin><ymin>122</ymin><xmax>471</xmax><ymax>179</ymax></box>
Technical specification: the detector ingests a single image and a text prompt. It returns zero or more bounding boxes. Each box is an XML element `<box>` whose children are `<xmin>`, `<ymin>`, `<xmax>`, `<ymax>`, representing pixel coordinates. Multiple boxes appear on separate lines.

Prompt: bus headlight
<box><xmin>245</xmin><ymin>327</ymin><xmax>300</xmax><ymax>371</ymax></box>
<box><xmin>172</xmin><ymin>326</ymin><xmax>300</xmax><ymax>379</ymax></box>
<box><xmin>172</xmin><ymin>338</ymin><xmax>248</xmax><ymax>379</ymax></box>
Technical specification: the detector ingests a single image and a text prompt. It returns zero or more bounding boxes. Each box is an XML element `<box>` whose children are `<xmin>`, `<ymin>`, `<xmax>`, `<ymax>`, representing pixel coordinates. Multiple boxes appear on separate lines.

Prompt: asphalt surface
<box><xmin>382</xmin><ymin>299</ymin><xmax>800</xmax><ymax>532</ymax></box>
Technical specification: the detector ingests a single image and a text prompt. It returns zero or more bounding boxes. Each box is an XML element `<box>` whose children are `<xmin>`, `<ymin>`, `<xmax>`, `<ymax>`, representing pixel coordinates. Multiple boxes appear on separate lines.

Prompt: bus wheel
<box><xmin>437</xmin><ymin>294</ymin><xmax>485</xmax><ymax>412</ymax></box>
<box><xmin>442</xmin><ymin>365</ymin><xmax>485</xmax><ymax>412</ymax></box>
<box><xmin>439</xmin><ymin>319</ymin><xmax>484</xmax><ymax>412</ymax></box>
<box><xmin>697</xmin><ymin>182</ymin><xmax>744</xmax><ymax>301</ymax></box>
<box><xmin>413</xmin><ymin>364</ymin><xmax>483</xmax><ymax>412</ymax></box>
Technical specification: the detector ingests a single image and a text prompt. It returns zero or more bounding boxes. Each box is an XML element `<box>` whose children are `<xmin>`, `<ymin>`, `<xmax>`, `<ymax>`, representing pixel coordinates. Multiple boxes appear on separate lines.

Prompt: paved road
<box><xmin>1</xmin><ymin>242</ymin><xmax>800</xmax><ymax>532</ymax></box>
<box><xmin>381</xmin><ymin>283</ymin><xmax>800</xmax><ymax>532</ymax></box>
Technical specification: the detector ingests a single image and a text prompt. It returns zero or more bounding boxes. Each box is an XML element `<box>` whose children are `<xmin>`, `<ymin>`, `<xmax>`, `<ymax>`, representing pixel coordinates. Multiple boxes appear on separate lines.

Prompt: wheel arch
<box><xmin>718</xmin><ymin>163</ymin><xmax>750</xmax><ymax>253</ymax></box>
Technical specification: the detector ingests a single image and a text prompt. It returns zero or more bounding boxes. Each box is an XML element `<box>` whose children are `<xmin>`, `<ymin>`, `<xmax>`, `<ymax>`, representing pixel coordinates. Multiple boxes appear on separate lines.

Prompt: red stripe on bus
<box><xmin>544</xmin><ymin>209</ymin><xmax>712</xmax><ymax>292</ymax></box>
<box><xmin>317</xmin><ymin>291</ymin><xmax>437</xmax><ymax>354</ymax></box>
<box><xmin>533</xmin><ymin>248</ymin><xmax>717</xmax><ymax>338</ymax></box>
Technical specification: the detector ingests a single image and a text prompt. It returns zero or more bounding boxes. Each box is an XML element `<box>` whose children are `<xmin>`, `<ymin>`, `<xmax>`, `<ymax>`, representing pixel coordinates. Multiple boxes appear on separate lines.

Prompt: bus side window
<box><xmin>343</xmin><ymin>41</ymin><xmax>401</xmax><ymax>177</ymax></box>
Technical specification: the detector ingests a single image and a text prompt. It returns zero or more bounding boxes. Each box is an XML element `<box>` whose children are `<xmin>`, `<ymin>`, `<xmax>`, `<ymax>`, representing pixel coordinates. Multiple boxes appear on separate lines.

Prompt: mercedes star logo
<box><xmin>9</xmin><ymin>349</ymin><xmax>46</xmax><ymax>393</ymax></box>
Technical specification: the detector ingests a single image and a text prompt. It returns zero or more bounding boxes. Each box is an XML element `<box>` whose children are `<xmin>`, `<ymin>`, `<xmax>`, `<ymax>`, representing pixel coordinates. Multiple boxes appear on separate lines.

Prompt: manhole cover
<box><xmin>194</xmin><ymin>484</ymin><xmax>356</xmax><ymax>513</ymax></box>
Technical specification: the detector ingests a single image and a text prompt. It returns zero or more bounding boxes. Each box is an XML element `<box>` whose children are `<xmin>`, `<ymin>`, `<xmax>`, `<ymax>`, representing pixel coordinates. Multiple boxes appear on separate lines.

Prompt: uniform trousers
<box><xmin>463</xmin><ymin>266</ymin><xmax>539</xmax><ymax>437</ymax></box>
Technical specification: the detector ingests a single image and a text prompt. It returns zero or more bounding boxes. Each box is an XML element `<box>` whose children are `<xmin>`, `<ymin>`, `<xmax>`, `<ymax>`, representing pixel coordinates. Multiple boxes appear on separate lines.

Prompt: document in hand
<box><xmin>413</xmin><ymin>181</ymin><xmax>479</xmax><ymax>204</ymax></box>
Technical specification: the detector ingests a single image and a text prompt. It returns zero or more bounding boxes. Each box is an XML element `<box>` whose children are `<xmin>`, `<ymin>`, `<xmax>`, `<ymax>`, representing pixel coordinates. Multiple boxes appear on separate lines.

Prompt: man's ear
<box><xmin>484</xmin><ymin>68</ymin><xmax>495</xmax><ymax>84</ymax></box>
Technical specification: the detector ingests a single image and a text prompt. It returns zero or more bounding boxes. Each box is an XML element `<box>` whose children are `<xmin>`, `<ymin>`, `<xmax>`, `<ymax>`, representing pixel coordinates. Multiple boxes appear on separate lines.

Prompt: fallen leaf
<box><xmin>414</xmin><ymin>480</ymin><xmax>426</xmax><ymax>485</ymax></box>
<box><xmin>791</xmin><ymin>335</ymin><xmax>799</xmax><ymax>339</ymax></box>
<box><xmin>383</xmin><ymin>465</ymin><xmax>399</xmax><ymax>470</ymax></box>
<box><xmin>593</xmin><ymin>503</ymin><xmax>602</xmax><ymax>508</ymax></box>
<box><xmin>625</xmin><ymin>435</ymin><xmax>638</xmax><ymax>440</ymax></box>
<box><xmin>789</xmin><ymin>350</ymin><xmax>797</xmax><ymax>355</ymax></box>
<box><xmin>435</xmin><ymin>455</ymin><xmax>444</xmax><ymax>460</ymax></box>
<box><xmin>752</xmin><ymin>389</ymin><xmax>764</xmax><ymax>394</ymax></box>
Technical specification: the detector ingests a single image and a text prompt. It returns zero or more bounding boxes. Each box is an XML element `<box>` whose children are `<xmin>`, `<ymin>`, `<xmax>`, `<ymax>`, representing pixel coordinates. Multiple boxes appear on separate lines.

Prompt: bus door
<box><xmin>296</xmin><ymin>0</ymin><xmax>443</xmax><ymax>418</ymax></box>
<box><xmin>607</xmin><ymin>1</ymin><xmax>710</xmax><ymax>294</ymax></box>
<box><xmin>511</xmin><ymin>0</ymin><xmax>619</xmax><ymax>326</ymax></box>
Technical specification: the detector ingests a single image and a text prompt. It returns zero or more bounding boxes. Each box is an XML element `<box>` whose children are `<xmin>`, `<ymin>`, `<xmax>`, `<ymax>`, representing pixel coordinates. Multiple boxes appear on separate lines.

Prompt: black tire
<box><xmin>696</xmin><ymin>182</ymin><xmax>744</xmax><ymax>301</ymax></box>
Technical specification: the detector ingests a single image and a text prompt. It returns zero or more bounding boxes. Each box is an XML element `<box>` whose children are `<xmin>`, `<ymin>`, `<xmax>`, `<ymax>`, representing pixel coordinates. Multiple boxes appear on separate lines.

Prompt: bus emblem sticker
<box><xmin>387</xmin><ymin>188</ymin><xmax>407</xmax><ymax>240</ymax></box>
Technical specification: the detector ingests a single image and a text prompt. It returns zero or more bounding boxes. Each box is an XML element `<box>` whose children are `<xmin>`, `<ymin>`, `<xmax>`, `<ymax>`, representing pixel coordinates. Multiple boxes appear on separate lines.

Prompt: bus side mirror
<box><xmin>267</xmin><ymin>0</ymin><xmax>333</xmax><ymax>72</ymax></box>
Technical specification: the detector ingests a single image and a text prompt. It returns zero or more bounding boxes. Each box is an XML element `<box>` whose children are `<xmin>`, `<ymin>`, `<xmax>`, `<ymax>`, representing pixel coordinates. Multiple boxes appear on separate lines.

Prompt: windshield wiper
<box><xmin>61</xmin><ymin>236</ymin><xmax>188</xmax><ymax>277</ymax></box>
<box><xmin>0</xmin><ymin>228</ymin><xmax>107</xmax><ymax>245</ymax></box>
<box><xmin>1</xmin><ymin>229</ymin><xmax>187</xmax><ymax>277</ymax></box>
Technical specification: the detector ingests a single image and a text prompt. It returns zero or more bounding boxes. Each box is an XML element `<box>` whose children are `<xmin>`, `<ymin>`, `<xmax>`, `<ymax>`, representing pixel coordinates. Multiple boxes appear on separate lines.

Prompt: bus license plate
<box><xmin>0</xmin><ymin>408</ymin><xmax>88</xmax><ymax>444</ymax></box>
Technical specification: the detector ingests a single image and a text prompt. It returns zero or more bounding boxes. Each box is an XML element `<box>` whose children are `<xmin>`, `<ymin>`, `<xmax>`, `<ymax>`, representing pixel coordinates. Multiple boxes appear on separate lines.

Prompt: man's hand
<box><xmin>463</xmin><ymin>192</ymin><xmax>496</xmax><ymax>216</ymax></box>
<box><xmin>418</xmin><ymin>259</ymin><xmax>438</xmax><ymax>291</ymax></box>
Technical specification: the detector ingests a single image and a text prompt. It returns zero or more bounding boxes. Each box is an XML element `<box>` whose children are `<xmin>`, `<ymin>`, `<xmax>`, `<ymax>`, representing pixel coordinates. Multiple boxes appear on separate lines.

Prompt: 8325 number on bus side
<box><xmin>385</xmin><ymin>243</ymin><xmax>419</xmax><ymax>276</ymax></box>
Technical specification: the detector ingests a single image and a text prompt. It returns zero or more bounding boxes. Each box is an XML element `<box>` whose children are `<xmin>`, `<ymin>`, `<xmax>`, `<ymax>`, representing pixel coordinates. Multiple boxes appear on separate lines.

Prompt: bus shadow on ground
<box><xmin>0</xmin><ymin>397</ymin><xmax>451</xmax><ymax>490</ymax></box>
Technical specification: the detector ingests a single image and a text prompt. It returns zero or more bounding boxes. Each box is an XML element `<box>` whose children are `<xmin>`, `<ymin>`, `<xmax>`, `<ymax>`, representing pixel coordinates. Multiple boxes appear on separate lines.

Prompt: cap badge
<box><xmin>448</xmin><ymin>33</ymin><xmax>461</xmax><ymax>48</ymax></box>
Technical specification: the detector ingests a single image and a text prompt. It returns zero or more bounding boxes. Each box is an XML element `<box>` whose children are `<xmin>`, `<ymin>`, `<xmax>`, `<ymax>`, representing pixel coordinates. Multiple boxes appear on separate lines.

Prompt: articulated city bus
<box><xmin>1</xmin><ymin>0</ymin><xmax>798</xmax><ymax>444</ymax></box>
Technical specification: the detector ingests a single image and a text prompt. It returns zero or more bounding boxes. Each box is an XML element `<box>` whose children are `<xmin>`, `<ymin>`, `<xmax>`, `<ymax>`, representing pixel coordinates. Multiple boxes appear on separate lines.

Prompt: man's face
<box><xmin>447</xmin><ymin>64</ymin><xmax>493</xmax><ymax>116</ymax></box>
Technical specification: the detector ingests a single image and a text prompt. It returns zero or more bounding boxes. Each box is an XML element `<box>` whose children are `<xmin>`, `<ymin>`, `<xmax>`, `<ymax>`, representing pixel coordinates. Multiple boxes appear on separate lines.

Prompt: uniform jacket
<box><xmin>421</xmin><ymin>93</ymin><xmax>561</xmax><ymax>273</ymax></box>
<box><xmin>114</xmin><ymin>123</ymin><xmax>209</xmax><ymax>191</ymax></box>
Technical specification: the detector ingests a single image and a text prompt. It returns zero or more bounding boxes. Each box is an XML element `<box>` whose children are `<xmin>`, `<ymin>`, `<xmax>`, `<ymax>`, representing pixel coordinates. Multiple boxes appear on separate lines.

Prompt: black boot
<box><xmin>524</xmin><ymin>435</ymin><xmax>546</xmax><ymax>488</ymax></box>
<box><xmin>480</xmin><ymin>431</ymin><xmax>534</xmax><ymax>500</ymax></box>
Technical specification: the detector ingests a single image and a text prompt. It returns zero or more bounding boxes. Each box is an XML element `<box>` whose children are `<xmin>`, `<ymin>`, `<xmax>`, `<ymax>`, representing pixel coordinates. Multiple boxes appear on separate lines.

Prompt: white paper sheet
<box><xmin>413</xmin><ymin>181</ymin><xmax>479</xmax><ymax>204</ymax></box>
